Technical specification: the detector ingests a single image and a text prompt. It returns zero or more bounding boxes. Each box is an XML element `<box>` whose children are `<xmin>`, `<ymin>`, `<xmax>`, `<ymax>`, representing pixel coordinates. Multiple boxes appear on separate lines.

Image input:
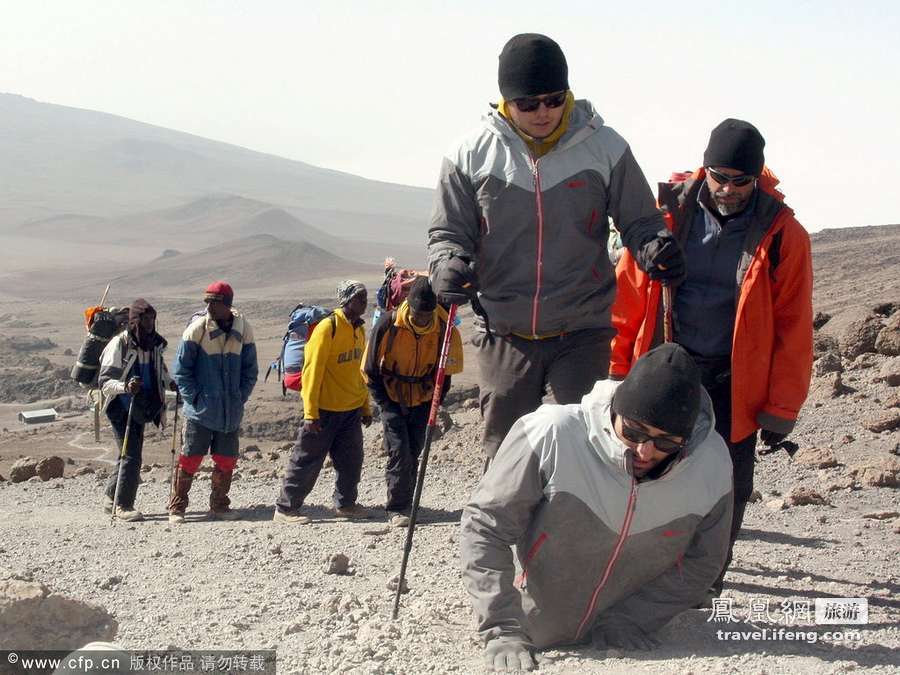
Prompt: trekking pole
<box><xmin>98</xmin><ymin>282</ymin><xmax>111</xmax><ymax>309</ymax></box>
<box><xmin>110</xmin><ymin>394</ymin><xmax>136</xmax><ymax>524</ymax></box>
<box><xmin>392</xmin><ymin>303</ymin><xmax>458</xmax><ymax>620</ymax></box>
<box><xmin>662</xmin><ymin>283</ymin><xmax>674</xmax><ymax>343</ymax></box>
<box><xmin>168</xmin><ymin>392</ymin><xmax>181</xmax><ymax>504</ymax></box>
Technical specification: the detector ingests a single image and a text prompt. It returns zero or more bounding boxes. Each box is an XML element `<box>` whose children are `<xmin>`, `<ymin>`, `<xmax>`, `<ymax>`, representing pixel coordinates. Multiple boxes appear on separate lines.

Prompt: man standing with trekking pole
<box><xmin>427</xmin><ymin>33</ymin><xmax>684</xmax><ymax>464</ymax></box>
<box><xmin>98</xmin><ymin>299</ymin><xmax>175</xmax><ymax>522</ymax></box>
<box><xmin>610</xmin><ymin>119</ymin><xmax>813</xmax><ymax>600</ymax></box>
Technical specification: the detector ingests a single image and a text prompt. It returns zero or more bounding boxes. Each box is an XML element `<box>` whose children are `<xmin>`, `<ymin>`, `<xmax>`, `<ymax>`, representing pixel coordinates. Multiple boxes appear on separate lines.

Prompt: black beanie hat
<box><xmin>498</xmin><ymin>33</ymin><xmax>569</xmax><ymax>100</ymax></box>
<box><xmin>703</xmin><ymin>118</ymin><xmax>765</xmax><ymax>176</ymax></box>
<box><xmin>407</xmin><ymin>276</ymin><xmax>437</xmax><ymax>312</ymax></box>
<box><xmin>612</xmin><ymin>343</ymin><xmax>702</xmax><ymax>440</ymax></box>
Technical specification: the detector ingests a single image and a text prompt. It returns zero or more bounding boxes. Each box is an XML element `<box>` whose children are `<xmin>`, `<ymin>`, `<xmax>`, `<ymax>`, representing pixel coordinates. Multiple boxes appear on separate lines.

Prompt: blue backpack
<box><xmin>265</xmin><ymin>304</ymin><xmax>334</xmax><ymax>396</ymax></box>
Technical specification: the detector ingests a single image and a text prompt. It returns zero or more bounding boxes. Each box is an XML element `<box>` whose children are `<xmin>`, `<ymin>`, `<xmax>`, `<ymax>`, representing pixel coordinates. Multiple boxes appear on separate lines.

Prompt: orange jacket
<box><xmin>610</xmin><ymin>168</ymin><xmax>813</xmax><ymax>442</ymax></box>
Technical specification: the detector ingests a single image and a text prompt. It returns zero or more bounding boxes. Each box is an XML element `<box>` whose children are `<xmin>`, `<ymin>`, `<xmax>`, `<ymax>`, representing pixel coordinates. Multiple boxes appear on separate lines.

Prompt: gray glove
<box><xmin>592</xmin><ymin>622</ymin><xmax>660</xmax><ymax>651</ymax></box>
<box><xmin>484</xmin><ymin>637</ymin><xmax>536</xmax><ymax>672</ymax></box>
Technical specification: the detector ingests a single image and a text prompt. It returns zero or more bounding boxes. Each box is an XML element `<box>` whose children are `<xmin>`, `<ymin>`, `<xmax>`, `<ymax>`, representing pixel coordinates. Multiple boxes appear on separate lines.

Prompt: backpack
<box><xmin>265</xmin><ymin>304</ymin><xmax>336</xmax><ymax>397</ymax></box>
<box><xmin>377</xmin><ymin>258</ymin><xmax>427</xmax><ymax>312</ymax></box>
<box><xmin>70</xmin><ymin>306</ymin><xmax>129</xmax><ymax>387</ymax></box>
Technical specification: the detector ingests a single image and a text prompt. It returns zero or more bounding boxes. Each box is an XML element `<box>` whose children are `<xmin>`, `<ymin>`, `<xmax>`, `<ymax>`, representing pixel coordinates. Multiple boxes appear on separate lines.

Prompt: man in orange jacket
<box><xmin>610</xmin><ymin>119</ymin><xmax>813</xmax><ymax>598</ymax></box>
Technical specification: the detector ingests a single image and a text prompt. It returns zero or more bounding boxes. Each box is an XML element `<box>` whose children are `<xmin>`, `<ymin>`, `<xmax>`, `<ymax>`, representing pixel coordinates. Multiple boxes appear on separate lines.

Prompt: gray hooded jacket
<box><xmin>460</xmin><ymin>379</ymin><xmax>733</xmax><ymax>648</ymax></box>
<box><xmin>427</xmin><ymin>101</ymin><xmax>663</xmax><ymax>337</ymax></box>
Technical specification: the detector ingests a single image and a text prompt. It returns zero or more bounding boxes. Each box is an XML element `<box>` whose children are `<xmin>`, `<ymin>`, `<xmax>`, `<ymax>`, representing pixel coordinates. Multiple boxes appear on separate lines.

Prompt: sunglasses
<box><xmin>706</xmin><ymin>167</ymin><xmax>756</xmax><ymax>188</ymax></box>
<box><xmin>510</xmin><ymin>90</ymin><xmax>568</xmax><ymax>113</ymax></box>
<box><xmin>614</xmin><ymin>413</ymin><xmax>687</xmax><ymax>453</ymax></box>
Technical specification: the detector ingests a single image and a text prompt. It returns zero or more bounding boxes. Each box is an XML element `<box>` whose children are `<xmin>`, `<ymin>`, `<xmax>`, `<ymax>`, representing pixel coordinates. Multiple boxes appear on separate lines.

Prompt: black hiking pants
<box><xmin>475</xmin><ymin>328</ymin><xmax>613</xmax><ymax>458</ymax></box>
<box><xmin>276</xmin><ymin>408</ymin><xmax>364</xmax><ymax>512</ymax></box>
<box><xmin>381</xmin><ymin>401</ymin><xmax>429</xmax><ymax>513</ymax></box>
<box><xmin>104</xmin><ymin>398</ymin><xmax>146</xmax><ymax>509</ymax></box>
<box><xmin>706</xmin><ymin>372</ymin><xmax>757</xmax><ymax>595</ymax></box>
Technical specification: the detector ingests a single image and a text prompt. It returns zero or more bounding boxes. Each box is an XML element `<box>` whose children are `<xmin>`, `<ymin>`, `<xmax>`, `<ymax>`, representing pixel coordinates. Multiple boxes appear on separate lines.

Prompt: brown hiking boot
<box><xmin>168</xmin><ymin>465</ymin><xmax>194</xmax><ymax>524</ymax></box>
<box><xmin>335</xmin><ymin>503</ymin><xmax>372</xmax><ymax>520</ymax></box>
<box><xmin>209</xmin><ymin>465</ymin><xmax>240</xmax><ymax>520</ymax></box>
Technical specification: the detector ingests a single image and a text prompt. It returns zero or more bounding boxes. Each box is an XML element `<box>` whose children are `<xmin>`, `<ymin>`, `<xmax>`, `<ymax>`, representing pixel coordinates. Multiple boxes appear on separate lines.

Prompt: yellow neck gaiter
<box><xmin>397</xmin><ymin>302</ymin><xmax>434</xmax><ymax>336</ymax></box>
<box><xmin>497</xmin><ymin>91</ymin><xmax>575</xmax><ymax>159</ymax></box>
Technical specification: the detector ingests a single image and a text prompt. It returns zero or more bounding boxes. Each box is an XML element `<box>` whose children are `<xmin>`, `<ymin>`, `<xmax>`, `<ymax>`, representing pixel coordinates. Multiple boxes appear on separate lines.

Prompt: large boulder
<box><xmin>0</xmin><ymin>574</ymin><xmax>117</xmax><ymax>649</ymax></box>
<box><xmin>813</xmin><ymin>333</ymin><xmax>839</xmax><ymax>359</ymax></box>
<box><xmin>874</xmin><ymin>356</ymin><xmax>900</xmax><ymax>387</ymax></box>
<box><xmin>813</xmin><ymin>351</ymin><xmax>843</xmax><ymax>377</ymax></box>
<box><xmin>794</xmin><ymin>447</ymin><xmax>839</xmax><ymax>469</ymax></box>
<box><xmin>850</xmin><ymin>456</ymin><xmax>900</xmax><ymax>488</ymax></box>
<box><xmin>9</xmin><ymin>457</ymin><xmax>38</xmax><ymax>483</ymax></box>
<box><xmin>863</xmin><ymin>411</ymin><xmax>900</xmax><ymax>433</ymax></box>
<box><xmin>36</xmin><ymin>456</ymin><xmax>65</xmax><ymax>481</ymax></box>
<box><xmin>875</xmin><ymin>313</ymin><xmax>900</xmax><ymax>356</ymax></box>
<box><xmin>820</xmin><ymin>307</ymin><xmax>883</xmax><ymax>358</ymax></box>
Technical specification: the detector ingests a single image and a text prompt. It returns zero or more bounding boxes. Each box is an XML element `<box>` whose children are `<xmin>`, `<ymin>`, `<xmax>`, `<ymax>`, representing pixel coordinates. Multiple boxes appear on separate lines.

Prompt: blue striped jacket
<box><xmin>173</xmin><ymin>309</ymin><xmax>258</xmax><ymax>432</ymax></box>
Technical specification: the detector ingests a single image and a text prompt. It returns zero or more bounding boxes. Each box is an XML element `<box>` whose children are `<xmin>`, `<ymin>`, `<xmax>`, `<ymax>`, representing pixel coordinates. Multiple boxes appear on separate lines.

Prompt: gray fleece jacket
<box><xmin>460</xmin><ymin>379</ymin><xmax>733</xmax><ymax>649</ymax></box>
<box><xmin>427</xmin><ymin>100</ymin><xmax>663</xmax><ymax>337</ymax></box>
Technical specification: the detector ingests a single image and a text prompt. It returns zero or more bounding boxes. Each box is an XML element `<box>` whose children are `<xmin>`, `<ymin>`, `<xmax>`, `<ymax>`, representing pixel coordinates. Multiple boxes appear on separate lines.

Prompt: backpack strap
<box><xmin>383</xmin><ymin>311</ymin><xmax>399</xmax><ymax>356</ymax></box>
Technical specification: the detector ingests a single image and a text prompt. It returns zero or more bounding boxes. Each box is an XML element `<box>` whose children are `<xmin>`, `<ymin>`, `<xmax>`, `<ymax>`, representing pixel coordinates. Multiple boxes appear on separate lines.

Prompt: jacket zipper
<box><xmin>574</xmin><ymin>478</ymin><xmax>639</xmax><ymax>640</ymax></box>
<box><xmin>531</xmin><ymin>158</ymin><xmax>545</xmax><ymax>337</ymax></box>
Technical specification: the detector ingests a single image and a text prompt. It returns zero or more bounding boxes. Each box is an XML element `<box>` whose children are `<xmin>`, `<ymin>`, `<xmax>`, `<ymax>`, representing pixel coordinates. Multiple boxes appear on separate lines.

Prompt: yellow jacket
<box><xmin>301</xmin><ymin>308</ymin><xmax>371</xmax><ymax>419</ymax></box>
<box><xmin>362</xmin><ymin>302</ymin><xmax>463</xmax><ymax>407</ymax></box>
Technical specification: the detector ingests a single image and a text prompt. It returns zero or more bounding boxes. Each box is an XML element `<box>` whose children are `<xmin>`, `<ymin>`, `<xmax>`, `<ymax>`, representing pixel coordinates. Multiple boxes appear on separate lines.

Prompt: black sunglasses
<box><xmin>613</xmin><ymin>413</ymin><xmax>687</xmax><ymax>453</ymax></box>
<box><xmin>706</xmin><ymin>167</ymin><xmax>756</xmax><ymax>188</ymax></box>
<box><xmin>511</xmin><ymin>90</ymin><xmax>568</xmax><ymax>113</ymax></box>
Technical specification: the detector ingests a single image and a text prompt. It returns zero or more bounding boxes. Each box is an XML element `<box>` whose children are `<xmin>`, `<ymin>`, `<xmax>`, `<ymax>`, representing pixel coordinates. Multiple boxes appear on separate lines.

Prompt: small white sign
<box><xmin>815</xmin><ymin>598</ymin><xmax>868</xmax><ymax>625</ymax></box>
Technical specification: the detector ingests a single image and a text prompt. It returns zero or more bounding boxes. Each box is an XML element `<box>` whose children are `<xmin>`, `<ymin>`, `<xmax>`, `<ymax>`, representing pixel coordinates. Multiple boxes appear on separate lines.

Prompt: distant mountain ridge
<box><xmin>0</xmin><ymin>93</ymin><xmax>432</xmax><ymax>246</ymax></box>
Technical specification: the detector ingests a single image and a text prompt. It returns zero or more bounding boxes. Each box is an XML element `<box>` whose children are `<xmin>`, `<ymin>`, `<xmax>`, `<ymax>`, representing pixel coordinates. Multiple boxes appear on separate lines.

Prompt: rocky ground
<box><xmin>1</xmin><ymin>226</ymin><xmax>899</xmax><ymax>673</ymax></box>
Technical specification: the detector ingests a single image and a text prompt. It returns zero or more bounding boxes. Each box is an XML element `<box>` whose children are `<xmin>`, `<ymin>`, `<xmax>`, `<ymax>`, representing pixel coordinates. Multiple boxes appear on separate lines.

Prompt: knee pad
<box><xmin>212</xmin><ymin>454</ymin><xmax>238</xmax><ymax>473</ymax></box>
<box><xmin>178</xmin><ymin>454</ymin><xmax>204</xmax><ymax>475</ymax></box>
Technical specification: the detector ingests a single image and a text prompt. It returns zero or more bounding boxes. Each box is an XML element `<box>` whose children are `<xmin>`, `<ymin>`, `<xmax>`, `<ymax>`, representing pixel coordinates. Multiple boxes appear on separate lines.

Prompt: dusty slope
<box><xmin>0</xmin><ymin>224</ymin><xmax>898</xmax><ymax>672</ymax></box>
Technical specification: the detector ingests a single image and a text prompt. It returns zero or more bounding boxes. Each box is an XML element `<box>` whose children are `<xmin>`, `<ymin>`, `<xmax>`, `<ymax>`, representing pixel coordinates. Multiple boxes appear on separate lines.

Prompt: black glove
<box><xmin>760</xmin><ymin>430</ymin><xmax>787</xmax><ymax>447</ymax></box>
<box><xmin>483</xmin><ymin>637</ymin><xmax>536</xmax><ymax>672</ymax></box>
<box><xmin>592</xmin><ymin>622</ymin><xmax>660</xmax><ymax>651</ymax></box>
<box><xmin>636</xmin><ymin>230</ymin><xmax>685</xmax><ymax>284</ymax></box>
<box><xmin>432</xmin><ymin>256</ymin><xmax>477</xmax><ymax>305</ymax></box>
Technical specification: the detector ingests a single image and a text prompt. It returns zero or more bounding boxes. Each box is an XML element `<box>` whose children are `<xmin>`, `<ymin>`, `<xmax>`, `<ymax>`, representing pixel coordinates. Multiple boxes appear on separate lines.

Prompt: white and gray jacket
<box><xmin>428</xmin><ymin>101</ymin><xmax>664</xmax><ymax>337</ymax></box>
<box><xmin>460</xmin><ymin>379</ymin><xmax>733</xmax><ymax>648</ymax></box>
<box><xmin>97</xmin><ymin>331</ymin><xmax>172</xmax><ymax>427</ymax></box>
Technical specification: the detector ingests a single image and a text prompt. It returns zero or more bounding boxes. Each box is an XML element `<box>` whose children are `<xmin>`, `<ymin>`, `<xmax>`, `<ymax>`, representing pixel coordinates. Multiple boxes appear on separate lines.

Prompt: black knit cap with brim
<box><xmin>498</xmin><ymin>33</ymin><xmax>569</xmax><ymax>100</ymax></box>
<box><xmin>612</xmin><ymin>343</ymin><xmax>702</xmax><ymax>440</ymax></box>
<box><xmin>407</xmin><ymin>276</ymin><xmax>437</xmax><ymax>312</ymax></box>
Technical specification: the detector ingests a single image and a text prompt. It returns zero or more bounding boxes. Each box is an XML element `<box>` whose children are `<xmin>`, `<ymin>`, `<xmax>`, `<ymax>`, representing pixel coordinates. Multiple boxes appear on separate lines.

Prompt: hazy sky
<box><xmin>3</xmin><ymin>0</ymin><xmax>898</xmax><ymax>231</ymax></box>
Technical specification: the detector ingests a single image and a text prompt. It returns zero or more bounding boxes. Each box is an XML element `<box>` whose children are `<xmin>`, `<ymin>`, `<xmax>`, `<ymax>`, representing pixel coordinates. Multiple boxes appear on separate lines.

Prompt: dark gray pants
<box><xmin>381</xmin><ymin>401</ymin><xmax>429</xmax><ymax>512</ymax></box>
<box><xmin>707</xmin><ymin>374</ymin><xmax>757</xmax><ymax>595</ymax></box>
<box><xmin>276</xmin><ymin>408</ymin><xmax>364</xmax><ymax>512</ymax></box>
<box><xmin>104</xmin><ymin>399</ymin><xmax>145</xmax><ymax>509</ymax></box>
<box><xmin>476</xmin><ymin>328</ymin><xmax>613</xmax><ymax>458</ymax></box>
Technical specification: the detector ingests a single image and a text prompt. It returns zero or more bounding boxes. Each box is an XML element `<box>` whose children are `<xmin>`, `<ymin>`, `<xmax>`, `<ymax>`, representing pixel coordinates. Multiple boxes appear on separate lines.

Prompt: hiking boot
<box><xmin>168</xmin><ymin>465</ymin><xmax>194</xmax><ymax>520</ymax></box>
<box><xmin>103</xmin><ymin>496</ymin><xmax>114</xmax><ymax>514</ymax></box>
<box><xmin>114</xmin><ymin>507</ymin><xmax>144</xmax><ymax>522</ymax></box>
<box><xmin>209</xmin><ymin>507</ymin><xmax>241</xmax><ymax>521</ymax></box>
<box><xmin>273</xmin><ymin>509</ymin><xmax>310</xmax><ymax>525</ymax></box>
<box><xmin>388</xmin><ymin>512</ymin><xmax>410</xmax><ymax>528</ymax></box>
<box><xmin>209</xmin><ymin>465</ymin><xmax>238</xmax><ymax>520</ymax></box>
<box><xmin>335</xmin><ymin>504</ymin><xmax>372</xmax><ymax>520</ymax></box>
